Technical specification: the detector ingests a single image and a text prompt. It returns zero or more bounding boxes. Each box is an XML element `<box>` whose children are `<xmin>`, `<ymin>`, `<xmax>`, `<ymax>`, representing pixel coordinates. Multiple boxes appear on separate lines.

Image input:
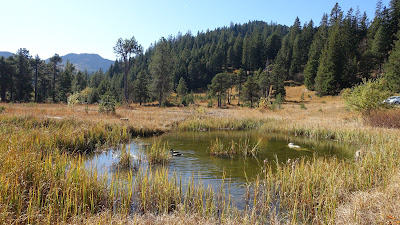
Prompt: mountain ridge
<box><xmin>0</xmin><ymin>51</ymin><xmax>113</xmax><ymax>73</ymax></box>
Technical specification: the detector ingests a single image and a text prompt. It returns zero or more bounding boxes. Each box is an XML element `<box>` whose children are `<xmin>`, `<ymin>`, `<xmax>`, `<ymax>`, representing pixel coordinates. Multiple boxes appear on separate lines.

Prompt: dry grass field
<box><xmin>1</xmin><ymin>86</ymin><xmax>400</xmax><ymax>224</ymax></box>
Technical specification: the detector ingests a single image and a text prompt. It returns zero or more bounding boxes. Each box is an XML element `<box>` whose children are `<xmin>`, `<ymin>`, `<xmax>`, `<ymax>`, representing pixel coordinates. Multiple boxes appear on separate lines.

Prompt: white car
<box><xmin>384</xmin><ymin>96</ymin><xmax>400</xmax><ymax>105</ymax></box>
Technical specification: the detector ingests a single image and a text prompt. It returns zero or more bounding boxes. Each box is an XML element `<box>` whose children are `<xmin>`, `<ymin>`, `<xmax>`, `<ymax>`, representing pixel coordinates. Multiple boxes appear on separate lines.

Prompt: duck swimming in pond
<box><xmin>170</xmin><ymin>149</ymin><xmax>182</xmax><ymax>156</ymax></box>
<box><xmin>288</xmin><ymin>142</ymin><xmax>300</xmax><ymax>148</ymax></box>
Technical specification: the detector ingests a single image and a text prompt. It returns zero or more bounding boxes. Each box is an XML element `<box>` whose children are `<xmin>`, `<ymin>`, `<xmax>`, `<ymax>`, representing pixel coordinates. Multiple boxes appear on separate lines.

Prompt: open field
<box><xmin>1</xmin><ymin>86</ymin><xmax>400</xmax><ymax>224</ymax></box>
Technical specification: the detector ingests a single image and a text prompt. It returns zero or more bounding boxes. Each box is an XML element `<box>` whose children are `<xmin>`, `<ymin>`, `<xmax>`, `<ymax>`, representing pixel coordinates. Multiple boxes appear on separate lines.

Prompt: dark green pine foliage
<box><xmin>265</xmin><ymin>31</ymin><xmax>282</xmax><ymax>62</ymax></box>
<box><xmin>150</xmin><ymin>37</ymin><xmax>174</xmax><ymax>107</ymax></box>
<box><xmin>385</xmin><ymin>30</ymin><xmax>400</xmax><ymax>92</ymax></box>
<box><xmin>242</xmin><ymin>75</ymin><xmax>260</xmax><ymax>108</ymax></box>
<box><xmin>304</xmin><ymin>14</ymin><xmax>329</xmax><ymax>90</ymax></box>
<box><xmin>232</xmin><ymin>36</ymin><xmax>243</xmax><ymax>69</ymax></box>
<box><xmin>270</xmin><ymin>35</ymin><xmax>290</xmax><ymax>97</ymax></box>
<box><xmin>13</xmin><ymin>49</ymin><xmax>33</xmax><ymax>102</ymax></box>
<box><xmin>315</xmin><ymin>22</ymin><xmax>344</xmax><ymax>95</ymax></box>
<box><xmin>72</xmin><ymin>71</ymin><xmax>88</xmax><ymax>93</ymax></box>
<box><xmin>58</xmin><ymin>61</ymin><xmax>74</xmax><ymax>102</ymax></box>
<box><xmin>257</xmin><ymin>68</ymin><xmax>272</xmax><ymax>99</ymax></box>
<box><xmin>287</xmin><ymin>17</ymin><xmax>302</xmax><ymax>81</ymax></box>
<box><xmin>49</xmin><ymin>54</ymin><xmax>62</xmax><ymax>102</ymax></box>
<box><xmin>236</xmin><ymin>68</ymin><xmax>246</xmax><ymax>106</ymax></box>
<box><xmin>208</xmin><ymin>72</ymin><xmax>229</xmax><ymax>108</ymax></box>
<box><xmin>176</xmin><ymin>77</ymin><xmax>188</xmax><ymax>97</ymax></box>
<box><xmin>133</xmin><ymin>71</ymin><xmax>150</xmax><ymax>105</ymax></box>
<box><xmin>242</xmin><ymin>33</ymin><xmax>251</xmax><ymax>71</ymax></box>
<box><xmin>0</xmin><ymin>56</ymin><xmax>14</xmax><ymax>102</ymax></box>
<box><xmin>340</xmin><ymin>8</ymin><xmax>359</xmax><ymax>88</ymax></box>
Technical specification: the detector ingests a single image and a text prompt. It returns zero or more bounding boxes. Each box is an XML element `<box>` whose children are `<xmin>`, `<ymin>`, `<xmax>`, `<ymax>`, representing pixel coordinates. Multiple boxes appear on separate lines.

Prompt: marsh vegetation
<box><xmin>1</xmin><ymin>89</ymin><xmax>400</xmax><ymax>224</ymax></box>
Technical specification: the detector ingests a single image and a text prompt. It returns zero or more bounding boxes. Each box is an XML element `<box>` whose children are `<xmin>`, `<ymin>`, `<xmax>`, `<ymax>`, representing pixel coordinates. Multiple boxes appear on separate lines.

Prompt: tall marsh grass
<box><xmin>209</xmin><ymin>137</ymin><xmax>260</xmax><ymax>158</ymax></box>
<box><xmin>146</xmin><ymin>139</ymin><xmax>172</xmax><ymax>165</ymax></box>
<box><xmin>2</xmin><ymin>108</ymin><xmax>400</xmax><ymax>224</ymax></box>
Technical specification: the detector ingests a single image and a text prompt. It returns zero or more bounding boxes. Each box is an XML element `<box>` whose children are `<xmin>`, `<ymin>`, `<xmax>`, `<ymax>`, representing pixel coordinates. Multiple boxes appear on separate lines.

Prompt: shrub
<box><xmin>0</xmin><ymin>106</ymin><xmax>5</xmax><ymax>113</ymax></box>
<box><xmin>365</xmin><ymin>109</ymin><xmax>400</xmax><ymax>128</ymax></box>
<box><xmin>300</xmin><ymin>103</ymin><xmax>307</xmax><ymax>110</ymax></box>
<box><xmin>207</xmin><ymin>99</ymin><xmax>214</xmax><ymax>108</ymax></box>
<box><xmin>270</xmin><ymin>93</ymin><xmax>283</xmax><ymax>110</ymax></box>
<box><xmin>67</xmin><ymin>93</ymin><xmax>80</xmax><ymax>107</ymax></box>
<box><xmin>98</xmin><ymin>92</ymin><xmax>116</xmax><ymax>114</ymax></box>
<box><xmin>343</xmin><ymin>78</ymin><xmax>392</xmax><ymax>115</ymax></box>
<box><xmin>180</xmin><ymin>93</ymin><xmax>195</xmax><ymax>106</ymax></box>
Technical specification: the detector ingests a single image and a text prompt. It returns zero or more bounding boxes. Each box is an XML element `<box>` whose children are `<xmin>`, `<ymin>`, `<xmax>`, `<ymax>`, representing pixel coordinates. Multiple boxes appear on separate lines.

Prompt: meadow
<box><xmin>1</xmin><ymin>86</ymin><xmax>399</xmax><ymax>224</ymax></box>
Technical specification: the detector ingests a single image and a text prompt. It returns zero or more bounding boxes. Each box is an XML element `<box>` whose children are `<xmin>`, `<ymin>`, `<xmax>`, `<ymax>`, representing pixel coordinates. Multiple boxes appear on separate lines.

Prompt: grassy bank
<box><xmin>1</xmin><ymin>101</ymin><xmax>400</xmax><ymax>224</ymax></box>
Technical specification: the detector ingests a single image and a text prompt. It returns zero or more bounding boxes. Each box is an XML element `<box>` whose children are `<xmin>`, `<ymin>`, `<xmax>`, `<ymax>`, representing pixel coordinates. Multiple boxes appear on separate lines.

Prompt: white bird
<box><xmin>130</xmin><ymin>153</ymin><xmax>139</xmax><ymax>160</ymax></box>
<box><xmin>288</xmin><ymin>142</ymin><xmax>300</xmax><ymax>148</ymax></box>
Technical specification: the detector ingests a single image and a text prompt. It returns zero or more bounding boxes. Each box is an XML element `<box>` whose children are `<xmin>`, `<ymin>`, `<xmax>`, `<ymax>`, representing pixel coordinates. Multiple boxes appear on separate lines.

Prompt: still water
<box><xmin>85</xmin><ymin>131</ymin><xmax>356</xmax><ymax>205</ymax></box>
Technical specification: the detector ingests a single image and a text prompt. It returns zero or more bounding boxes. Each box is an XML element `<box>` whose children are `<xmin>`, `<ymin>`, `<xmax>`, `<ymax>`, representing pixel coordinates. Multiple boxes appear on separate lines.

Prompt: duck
<box><xmin>288</xmin><ymin>142</ymin><xmax>300</xmax><ymax>148</ymax></box>
<box><xmin>170</xmin><ymin>149</ymin><xmax>182</xmax><ymax>156</ymax></box>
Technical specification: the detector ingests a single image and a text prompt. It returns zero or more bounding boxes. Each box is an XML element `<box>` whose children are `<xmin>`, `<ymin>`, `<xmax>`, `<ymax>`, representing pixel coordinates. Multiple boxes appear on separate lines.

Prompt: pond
<box><xmin>85</xmin><ymin>130</ymin><xmax>356</xmax><ymax>208</ymax></box>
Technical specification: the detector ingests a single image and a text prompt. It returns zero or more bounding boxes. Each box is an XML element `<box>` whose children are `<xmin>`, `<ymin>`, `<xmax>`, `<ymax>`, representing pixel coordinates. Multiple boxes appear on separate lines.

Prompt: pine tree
<box><xmin>176</xmin><ymin>77</ymin><xmax>188</xmax><ymax>97</ymax></box>
<box><xmin>15</xmin><ymin>48</ymin><xmax>33</xmax><ymax>102</ymax></box>
<box><xmin>150</xmin><ymin>37</ymin><xmax>174</xmax><ymax>107</ymax></box>
<box><xmin>208</xmin><ymin>73</ymin><xmax>229</xmax><ymax>108</ymax></box>
<box><xmin>236</xmin><ymin>69</ymin><xmax>246</xmax><ymax>106</ymax></box>
<box><xmin>385</xmin><ymin>31</ymin><xmax>400</xmax><ymax>92</ymax></box>
<box><xmin>133</xmin><ymin>71</ymin><xmax>150</xmax><ymax>105</ymax></box>
<box><xmin>49</xmin><ymin>54</ymin><xmax>62</xmax><ymax>102</ymax></box>
<box><xmin>58</xmin><ymin>60</ymin><xmax>74</xmax><ymax>102</ymax></box>
<box><xmin>315</xmin><ymin>23</ymin><xmax>344</xmax><ymax>95</ymax></box>
<box><xmin>243</xmin><ymin>75</ymin><xmax>260</xmax><ymax>108</ymax></box>
<box><xmin>113</xmin><ymin>36</ymin><xmax>143</xmax><ymax>102</ymax></box>
<box><xmin>0</xmin><ymin>56</ymin><xmax>13</xmax><ymax>102</ymax></box>
<box><xmin>304</xmin><ymin>14</ymin><xmax>328</xmax><ymax>90</ymax></box>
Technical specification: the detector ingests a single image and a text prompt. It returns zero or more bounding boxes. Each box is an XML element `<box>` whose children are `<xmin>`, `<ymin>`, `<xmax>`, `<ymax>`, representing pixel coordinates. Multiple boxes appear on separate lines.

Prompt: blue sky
<box><xmin>1</xmin><ymin>0</ymin><xmax>390</xmax><ymax>60</ymax></box>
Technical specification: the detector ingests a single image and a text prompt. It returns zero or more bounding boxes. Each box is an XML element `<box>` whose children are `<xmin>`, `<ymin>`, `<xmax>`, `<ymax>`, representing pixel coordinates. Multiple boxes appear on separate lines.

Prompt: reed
<box><xmin>145</xmin><ymin>139</ymin><xmax>172</xmax><ymax>165</ymax></box>
<box><xmin>209</xmin><ymin>137</ymin><xmax>260</xmax><ymax>158</ymax></box>
<box><xmin>1</xmin><ymin>102</ymin><xmax>400</xmax><ymax>224</ymax></box>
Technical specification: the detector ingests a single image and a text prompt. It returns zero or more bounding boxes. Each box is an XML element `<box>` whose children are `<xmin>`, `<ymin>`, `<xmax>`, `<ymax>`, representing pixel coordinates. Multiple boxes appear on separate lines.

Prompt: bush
<box><xmin>207</xmin><ymin>99</ymin><xmax>214</xmax><ymax>108</ymax></box>
<box><xmin>98</xmin><ymin>92</ymin><xmax>116</xmax><ymax>114</ymax></box>
<box><xmin>0</xmin><ymin>106</ymin><xmax>5</xmax><ymax>113</ymax></box>
<box><xmin>67</xmin><ymin>93</ymin><xmax>80</xmax><ymax>107</ymax></box>
<box><xmin>270</xmin><ymin>93</ymin><xmax>283</xmax><ymax>110</ymax></box>
<box><xmin>365</xmin><ymin>109</ymin><xmax>400</xmax><ymax>128</ymax></box>
<box><xmin>180</xmin><ymin>93</ymin><xmax>195</xmax><ymax>106</ymax></box>
<box><xmin>343</xmin><ymin>78</ymin><xmax>392</xmax><ymax>115</ymax></box>
<box><xmin>300</xmin><ymin>103</ymin><xmax>307</xmax><ymax>110</ymax></box>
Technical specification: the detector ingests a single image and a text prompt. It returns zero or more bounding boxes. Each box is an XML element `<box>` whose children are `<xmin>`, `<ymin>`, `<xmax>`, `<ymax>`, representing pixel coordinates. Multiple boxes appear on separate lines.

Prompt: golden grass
<box><xmin>1</xmin><ymin>86</ymin><xmax>400</xmax><ymax>224</ymax></box>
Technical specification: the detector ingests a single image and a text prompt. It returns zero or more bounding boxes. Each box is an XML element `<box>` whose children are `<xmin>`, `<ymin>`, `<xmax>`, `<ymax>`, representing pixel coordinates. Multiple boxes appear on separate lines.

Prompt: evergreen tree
<box><xmin>14</xmin><ymin>49</ymin><xmax>33</xmax><ymax>102</ymax></box>
<box><xmin>49</xmin><ymin>54</ymin><xmax>62</xmax><ymax>102</ymax></box>
<box><xmin>385</xmin><ymin>31</ymin><xmax>400</xmax><ymax>92</ymax></box>
<box><xmin>258</xmin><ymin>69</ymin><xmax>272</xmax><ymax>99</ymax></box>
<box><xmin>236</xmin><ymin>68</ymin><xmax>246</xmax><ymax>106</ymax></box>
<box><xmin>208</xmin><ymin>72</ymin><xmax>229</xmax><ymax>107</ymax></box>
<box><xmin>57</xmin><ymin>60</ymin><xmax>74</xmax><ymax>102</ymax></box>
<box><xmin>304</xmin><ymin>14</ymin><xmax>328</xmax><ymax>90</ymax></box>
<box><xmin>176</xmin><ymin>77</ymin><xmax>188</xmax><ymax>97</ymax></box>
<box><xmin>133</xmin><ymin>71</ymin><xmax>150</xmax><ymax>105</ymax></box>
<box><xmin>150</xmin><ymin>37</ymin><xmax>174</xmax><ymax>106</ymax></box>
<box><xmin>265</xmin><ymin>31</ymin><xmax>282</xmax><ymax>61</ymax></box>
<box><xmin>113</xmin><ymin>36</ymin><xmax>143</xmax><ymax>102</ymax></box>
<box><xmin>243</xmin><ymin>75</ymin><xmax>260</xmax><ymax>108</ymax></box>
<box><xmin>315</xmin><ymin>23</ymin><xmax>344</xmax><ymax>95</ymax></box>
<box><xmin>72</xmin><ymin>71</ymin><xmax>87</xmax><ymax>93</ymax></box>
<box><xmin>0</xmin><ymin>56</ymin><xmax>13</xmax><ymax>102</ymax></box>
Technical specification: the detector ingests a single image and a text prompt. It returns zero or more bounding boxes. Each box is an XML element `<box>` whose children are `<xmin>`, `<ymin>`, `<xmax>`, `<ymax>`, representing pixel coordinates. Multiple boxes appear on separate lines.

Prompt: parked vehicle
<box><xmin>383</xmin><ymin>96</ymin><xmax>400</xmax><ymax>104</ymax></box>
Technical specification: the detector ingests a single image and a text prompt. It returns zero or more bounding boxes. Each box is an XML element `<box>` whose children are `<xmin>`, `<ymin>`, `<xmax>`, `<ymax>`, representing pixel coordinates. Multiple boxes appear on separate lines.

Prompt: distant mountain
<box><xmin>0</xmin><ymin>51</ymin><xmax>13</xmax><ymax>58</ymax></box>
<box><xmin>59</xmin><ymin>53</ymin><xmax>114</xmax><ymax>74</ymax></box>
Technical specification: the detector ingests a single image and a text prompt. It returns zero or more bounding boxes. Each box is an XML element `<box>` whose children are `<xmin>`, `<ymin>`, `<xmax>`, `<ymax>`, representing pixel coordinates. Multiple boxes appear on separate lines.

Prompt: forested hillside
<box><xmin>1</xmin><ymin>1</ymin><xmax>400</xmax><ymax>105</ymax></box>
